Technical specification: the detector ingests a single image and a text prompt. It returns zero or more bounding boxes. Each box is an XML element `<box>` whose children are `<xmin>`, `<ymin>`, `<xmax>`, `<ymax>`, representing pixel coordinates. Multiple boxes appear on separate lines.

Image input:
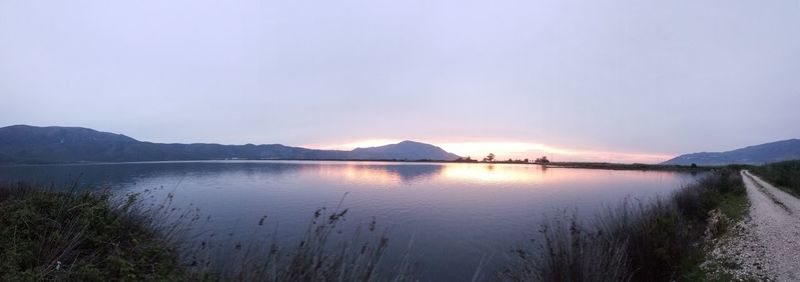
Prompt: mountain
<box><xmin>663</xmin><ymin>139</ymin><xmax>800</xmax><ymax>166</ymax></box>
<box><xmin>0</xmin><ymin>125</ymin><xmax>461</xmax><ymax>164</ymax></box>
<box><xmin>350</xmin><ymin>140</ymin><xmax>460</xmax><ymax>161</ymax></box>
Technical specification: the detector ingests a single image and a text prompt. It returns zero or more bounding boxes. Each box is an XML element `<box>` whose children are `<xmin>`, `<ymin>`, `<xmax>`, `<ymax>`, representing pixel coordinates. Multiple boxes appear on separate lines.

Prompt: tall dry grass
<box><xmin>502</xmin><ymin>168</ymin><xmax>746</xmax><ymax>282</ymax></box>
<box><xmin>0</xmin><ymin>183</ymin><xmax>415</xmax><ymax>281</ymax></box>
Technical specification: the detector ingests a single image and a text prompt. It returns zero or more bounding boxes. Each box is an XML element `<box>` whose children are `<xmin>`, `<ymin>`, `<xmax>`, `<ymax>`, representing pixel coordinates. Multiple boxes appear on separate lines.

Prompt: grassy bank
<box><xmin>750</xmin><ymin>160</ymin><xmax>800</xmax><ymax>197</ymax></box>
<box><xmin>0</xmin><ymin>183</ymin><xmax>413</xmax><ymax>281</ymax></box>
<box><xmin>0</xmin><ymin>183</ymin><xmax>190</xmax><ymax>280</ymax></box>
<box><xmin>502</xmin><ymin>168</ymin><xmax>748</xmax><ymax>281</ymax></box>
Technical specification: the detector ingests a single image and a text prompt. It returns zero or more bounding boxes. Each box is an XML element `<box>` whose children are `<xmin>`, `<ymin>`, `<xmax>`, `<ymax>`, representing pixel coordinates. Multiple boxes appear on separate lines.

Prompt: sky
<box><xmin>1</xmin><ymin>0</ymin><xmax>799</xmax><ymax>163</ymax></box>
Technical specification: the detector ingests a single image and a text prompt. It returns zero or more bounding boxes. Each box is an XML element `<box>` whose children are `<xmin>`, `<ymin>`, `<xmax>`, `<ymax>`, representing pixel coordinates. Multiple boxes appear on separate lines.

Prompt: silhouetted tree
<box><xmin>483</xmin><ymin>153</ymin><xmax>495</xmax><ymax>162</ymax></box>
<box><xmin>535</xmin><ymin>156</ymin><xmax>550</xmax><ymax>164</ymax></box>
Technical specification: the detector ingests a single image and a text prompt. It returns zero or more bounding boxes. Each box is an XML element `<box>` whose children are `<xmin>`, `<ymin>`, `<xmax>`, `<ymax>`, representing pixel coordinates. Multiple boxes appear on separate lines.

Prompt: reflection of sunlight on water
<box><xmin>0</xmin><ymin>161</ymin><xmax>698</xmax><ymax>282</ymax></box>
<box><xmin>342</xmin><ymin>165</ymin><xmax>402</xmax><ymax>184</ymax></box>
<box><xmin>441</xmin><ymin>164</ymin><xmax>542</xmax><ymax>183</ymax></box>
<box><xmin>299</xmin><ymin>161</ymin><xmax>691</xmax><ymax>188</ymax></box>
<box><xmin>314</xmin><ymin>163</ymin><xmax>403</xmax><ymax>185</ymax></box>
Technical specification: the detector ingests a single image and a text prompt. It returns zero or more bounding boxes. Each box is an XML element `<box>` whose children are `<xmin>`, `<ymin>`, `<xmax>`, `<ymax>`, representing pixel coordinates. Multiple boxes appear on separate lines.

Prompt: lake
<box><xmin>0</xmin><ymin>161</ymin><xmax>700</xmax><ymax>281</ymax></box>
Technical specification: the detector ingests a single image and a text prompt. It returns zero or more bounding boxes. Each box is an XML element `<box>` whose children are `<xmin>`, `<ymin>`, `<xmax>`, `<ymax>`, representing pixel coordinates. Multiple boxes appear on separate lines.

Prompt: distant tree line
<box><xmin>453</xmin><ymin>154</ymin><xmax>551</xmax><ymax>164</ymax></box>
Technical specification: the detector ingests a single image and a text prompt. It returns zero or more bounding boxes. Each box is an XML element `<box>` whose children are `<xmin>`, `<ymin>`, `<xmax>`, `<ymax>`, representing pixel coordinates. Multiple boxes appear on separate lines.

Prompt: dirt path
<box><xmin>708</xmin><ymin>170</ymin><xmax>800</xmax><ymax>281</ymax></box>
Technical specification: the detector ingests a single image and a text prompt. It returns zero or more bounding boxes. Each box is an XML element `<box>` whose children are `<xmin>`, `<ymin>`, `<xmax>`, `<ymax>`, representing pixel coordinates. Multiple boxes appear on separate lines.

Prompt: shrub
<box><xmin>0</xmin><ymin>183</ymin><xmax>414</xmax><ymax>281</ymax></box>
<box><xmin>0</xmin><ymin>182</ymin><xmax>188</xmax><ymax>281</ymax></box>
<box><xmin>504</xmin><ymin>169</ymin><xmax>745</xmax><ymax>282</ymax></box>
<box><xmin>751</xmin><ymin>160</ymin><xmax>800</xmax><ymax>196</ymax></box>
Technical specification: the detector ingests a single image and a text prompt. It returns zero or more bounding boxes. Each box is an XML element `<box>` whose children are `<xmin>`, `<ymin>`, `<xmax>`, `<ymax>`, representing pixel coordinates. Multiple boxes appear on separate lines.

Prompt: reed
<box><xmin>0</xmin><ymin>183</ymin><xmax>414</xmax><ymax>281</ymax></box>
<box><xmin>502</xmin><ymin>168</ymin><xmax>746</xmax><ymax>282</ymax></box>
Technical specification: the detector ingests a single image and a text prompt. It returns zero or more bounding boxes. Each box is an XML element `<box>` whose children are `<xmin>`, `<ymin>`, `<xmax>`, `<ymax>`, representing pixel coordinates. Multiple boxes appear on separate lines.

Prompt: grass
<box><xmin>204</xmin><ymin>204</ymin><xmax>416</xmax><ymax>282</ymax></box>
<box><xmin>502</xmin><ymin>168</ymin><xmax>748</xmax><ymax>282</ymax></box>
<box><xmin>0</xmin><ymin>183</ymin><xmax>414</xmax><ymax>281</ymax></box>
<box><xmin>716</xmin><ymin>188</ymin><xmax>749</xmax><ymax>222</ymax></box>
<box><xmin>0</xmin><ymin>182</ymin><xmax>190</xmax><ymax>281</ymax></box>
<box><xmin>750</xmin><ymin>160</ymin><xmax>800</xmax><ymax>197</ymax></box>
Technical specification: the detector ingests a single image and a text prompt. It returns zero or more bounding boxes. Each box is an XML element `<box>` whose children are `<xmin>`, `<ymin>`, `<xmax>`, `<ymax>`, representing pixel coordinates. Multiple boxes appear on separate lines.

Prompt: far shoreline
<box><xmin>0</xmin><ymin>158</ymin><xmax>716</xmax><ymax>171</ymax></box>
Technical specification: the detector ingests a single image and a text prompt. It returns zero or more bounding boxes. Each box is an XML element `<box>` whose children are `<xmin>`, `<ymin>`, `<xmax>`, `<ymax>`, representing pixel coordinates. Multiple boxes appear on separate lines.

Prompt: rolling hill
<box><xmin>0</xmin><ymin>125</ymin><xmax>460</xmax><ymax>164</ymax></box>
<box><xmin>663</xmin><ymin>139</ymin><xmax>800</xmax><ymax>166</ymax></box>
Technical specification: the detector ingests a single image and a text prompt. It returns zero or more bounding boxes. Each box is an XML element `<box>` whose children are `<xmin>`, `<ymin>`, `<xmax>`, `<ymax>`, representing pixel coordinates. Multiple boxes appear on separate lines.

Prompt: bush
<box><xmin>504</xmin><ymin>169</ymin><xmax>746</xmax><ymax>282</ymax></box>
<box><xmin>0</xmin><ymin>183</ymin><xmax>414</xmax><ymax>281</ymax></box>
<box><xmin>751</xmin><ymin>160</ymin><xmax>800</xmax><ymax>196</ymax></box>
<box><xmin>0</xmin><ymin>182</ymin><xmax>188</xmax><ymax>281</ymax></box>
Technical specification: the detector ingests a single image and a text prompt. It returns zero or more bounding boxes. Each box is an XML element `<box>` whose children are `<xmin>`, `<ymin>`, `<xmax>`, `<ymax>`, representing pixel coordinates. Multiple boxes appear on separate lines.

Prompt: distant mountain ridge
<box><xmin>0</xmin><ymin>125</ymin><xmax>460</xmax><ymax>164</ymax></box>
<box><xmin>663</xmin><ymin>139</ymin><xmax>800</xmax><ymax>166</ymax></box>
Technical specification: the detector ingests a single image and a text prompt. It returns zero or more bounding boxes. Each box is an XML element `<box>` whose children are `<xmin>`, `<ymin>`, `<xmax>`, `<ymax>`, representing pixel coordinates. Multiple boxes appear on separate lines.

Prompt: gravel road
<box><xmin>708</xmin><ymin>170</ymin><xmax>800</xmax><ymax>281</ymax></box>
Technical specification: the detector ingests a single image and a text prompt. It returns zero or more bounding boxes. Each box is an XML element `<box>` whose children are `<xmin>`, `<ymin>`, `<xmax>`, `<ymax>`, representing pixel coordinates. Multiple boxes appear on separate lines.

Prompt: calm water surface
<box><xmin>0</xmin><ymin>161</ymin><xmax>701</xmax><ymax>281</ymax></box>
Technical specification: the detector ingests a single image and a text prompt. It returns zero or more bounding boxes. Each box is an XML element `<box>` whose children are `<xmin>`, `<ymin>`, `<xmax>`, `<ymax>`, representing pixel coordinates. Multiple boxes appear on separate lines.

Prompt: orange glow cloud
<box><xmin>438</xmin><ymin>142</ymin><xmax>672</xmax><ymax>164</ymax></box>
<box><xmin>315</xmin><ymin>139</ymin><xmax>404</xmax><ymax>150</ymax></box>
<box><xmin>439</xmin><ymin>142</ymin><xmax>576</xmax><ymax>157</ymax></box>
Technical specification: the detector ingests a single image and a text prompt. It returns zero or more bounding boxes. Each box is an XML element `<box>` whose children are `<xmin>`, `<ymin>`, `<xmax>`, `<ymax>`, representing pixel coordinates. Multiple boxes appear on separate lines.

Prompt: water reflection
<box><xmin>314</xmin><ymin>163</ymin><xmax>444</xmax><ymax>184</ymax></box>
<box><xmin>0</xmin><ymin>161</ymin><xmax>309</xmax><ymax>188</ymax></box>
<box><xmin>0</xmin><ymin>161</ymin><xmax>702</xmax><ymax>281</ymax></box>
<box><xmin>442</xmin><ymin>163</ymin><xmax>542</xmax><ymax>183</ymax></box>
<box><xmin>0</xmin><ymin>161</ymin><xmax>698</xmax><ymax>190</ymax></box>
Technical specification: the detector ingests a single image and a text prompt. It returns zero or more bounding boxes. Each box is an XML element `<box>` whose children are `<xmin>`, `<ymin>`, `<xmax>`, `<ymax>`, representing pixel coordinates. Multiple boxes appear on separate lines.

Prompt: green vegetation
<box><xmin>751</xmin><ymin>160</ymin><xmax>800</xmax><ymax>197</ymax></box>
<box><xmin>0</xmin><ymin>183</ymin><xmax>190</xmax><ymax>281</ymax></box>
<box><xmin>0</xmin><ymin>183</ymin><xmax>412</xmax><ymax>281</ymax></box>
<box><xmin>502</xmin><ymin>168</ymin><xmax>748</xmax><ymax>281</ymax></box>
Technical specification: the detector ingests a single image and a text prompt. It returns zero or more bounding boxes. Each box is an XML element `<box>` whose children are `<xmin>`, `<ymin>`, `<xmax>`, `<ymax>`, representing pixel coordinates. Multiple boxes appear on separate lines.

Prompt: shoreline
<box><xmin>0</xmin><ymin>158</ymin><xmax>714</xmax><ymax>171</ymax></box>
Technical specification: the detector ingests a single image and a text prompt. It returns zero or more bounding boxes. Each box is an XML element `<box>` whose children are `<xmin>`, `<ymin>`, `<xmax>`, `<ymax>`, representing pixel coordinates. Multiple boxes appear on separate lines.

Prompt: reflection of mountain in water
<box><xmin>0</xmin><ymin>161</ymin><xmax>446</xmax><ymax>189</ymax></box>
<box><xmin>359</xmin><ymin>164</ymin><xmax>444</xmax><ymax>183</ymax></box>
<box><xmin>0</xmin><ymin>162</ymin><xmax>307</xmax><ymax>189</ymax></box>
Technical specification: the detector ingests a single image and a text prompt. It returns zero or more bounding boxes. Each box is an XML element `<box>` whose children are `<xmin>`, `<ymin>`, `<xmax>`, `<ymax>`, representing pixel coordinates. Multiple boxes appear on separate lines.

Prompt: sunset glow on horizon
<box><xmin>315</xmin><ymin>139</ymin><xmax>675</xmax><ymax>164</ymax></box>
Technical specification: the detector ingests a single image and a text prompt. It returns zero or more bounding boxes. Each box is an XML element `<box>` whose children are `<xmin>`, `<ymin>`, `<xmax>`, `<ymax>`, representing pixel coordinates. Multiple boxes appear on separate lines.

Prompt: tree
<box><xmin>456</xmin><ymin>156</ymin><xmax>477</xmax><ymax>163</ymax></box>
<box><xmin>535</xmin><ymin>156</ymin><xmax>550</xmax><ymax>164</ymax></box>
<box><xmin>483</xmin><ymin>153</ymin><xmax>495</xmax><ymax>162</ymax></box>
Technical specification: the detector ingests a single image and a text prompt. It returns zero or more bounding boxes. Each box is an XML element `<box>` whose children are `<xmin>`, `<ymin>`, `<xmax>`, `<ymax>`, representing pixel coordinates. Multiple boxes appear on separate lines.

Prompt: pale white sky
<box><xmin>2</xmin><ymin>0</ymin><xmax>799</xmax><ymax>162</ymax></box>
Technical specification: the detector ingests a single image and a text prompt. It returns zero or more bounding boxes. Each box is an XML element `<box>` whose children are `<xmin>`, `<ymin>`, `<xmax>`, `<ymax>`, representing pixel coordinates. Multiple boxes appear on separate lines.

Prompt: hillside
<box><xmin>0</xmin><ymin>125</ymin><xmax>460</xmax><ymax>164</ymax></box>
<box><xmin>351</xmin><ymin>140</ymin><xmax>460</xmax><ymax>160</ymax></box>
<box><xmin>663</xmin><ymin>139</ymin><xmax>800</xmax><ymax>165</ymax></box>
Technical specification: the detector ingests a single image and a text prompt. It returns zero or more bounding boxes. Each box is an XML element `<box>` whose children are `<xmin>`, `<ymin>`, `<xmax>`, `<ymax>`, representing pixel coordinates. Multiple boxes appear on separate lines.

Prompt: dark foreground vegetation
<box><xmin>503</xmin><ymin>168</ymin><xmax>747</xmax><ymax>281</ymax></box>
<box><xmin>0</xmin><ymin>183</ymin><xmax>413</xmax><ymax>281</ymax></box>
<box><xmin>2</xmin><ymin>168</ymin><xmax>747</xmax><ymax>281</ymax></box>
<box><xmin>751</xmin><ymin>160</ymin><xmax>800</xmax><ymax>197</ymax></box>
<box><xmin>0</xmin><ymin>183</ymin><xmax>190</xmax><ymax>280</ymax></box>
